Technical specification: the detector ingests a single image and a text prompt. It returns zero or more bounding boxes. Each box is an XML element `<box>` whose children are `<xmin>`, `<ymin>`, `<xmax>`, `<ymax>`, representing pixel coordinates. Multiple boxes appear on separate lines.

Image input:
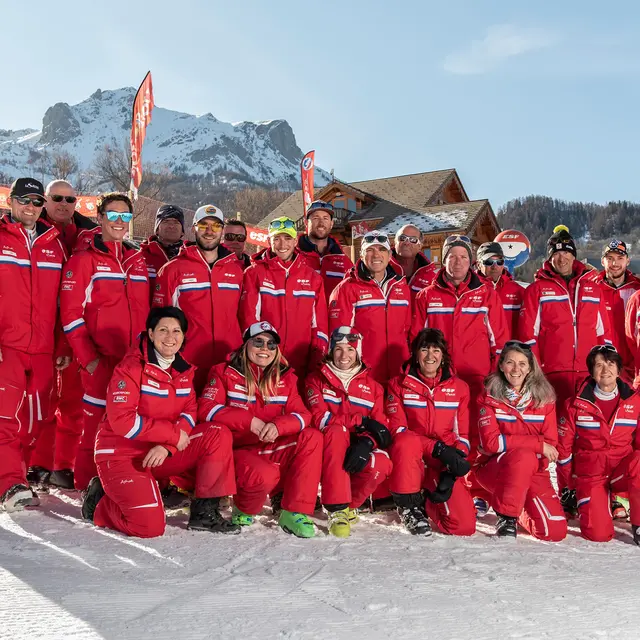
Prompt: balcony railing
<box><xmin>294</xmin><ymin>207</ymin><xmax>353</xmax><ymax>231</ymax></box>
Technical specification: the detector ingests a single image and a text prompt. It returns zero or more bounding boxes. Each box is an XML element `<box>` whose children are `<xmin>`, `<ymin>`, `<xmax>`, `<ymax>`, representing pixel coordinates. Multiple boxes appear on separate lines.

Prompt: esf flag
<box><xmin>495</xmin><ymin>229</ymin><xmax>531</xmax><ymax>274</ymax></box>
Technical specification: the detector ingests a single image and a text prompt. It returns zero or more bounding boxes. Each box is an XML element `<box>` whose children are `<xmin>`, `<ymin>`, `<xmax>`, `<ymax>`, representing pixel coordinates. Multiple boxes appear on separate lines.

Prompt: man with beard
<box><xmin>223</xmin><ymin>218</ymin><xmax>252</xmax><ymax>270</ymax></box>
<box><xmin>297</xmin><ymin>200</ymin><xmax>353</xmax><ymax>301</ymax></box>
<box><xmin>154</xmin><ymin>205</ymin><xmax>243</xmax><ymax>392</ymax></box>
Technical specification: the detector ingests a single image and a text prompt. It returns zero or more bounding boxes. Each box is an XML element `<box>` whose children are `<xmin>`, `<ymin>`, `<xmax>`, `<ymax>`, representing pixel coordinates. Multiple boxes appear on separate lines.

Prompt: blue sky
<box><xmin>3</xmin><ymin>0</ymin><xmax>639</xmax><ymax>207</ymax></box>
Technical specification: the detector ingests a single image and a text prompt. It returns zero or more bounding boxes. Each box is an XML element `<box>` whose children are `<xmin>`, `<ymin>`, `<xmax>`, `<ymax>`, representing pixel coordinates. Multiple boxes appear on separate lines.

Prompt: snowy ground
<box><xmin>1</xmin><ymin>489</ymin><xmax>639</xmax><ymax>640</ymax></box>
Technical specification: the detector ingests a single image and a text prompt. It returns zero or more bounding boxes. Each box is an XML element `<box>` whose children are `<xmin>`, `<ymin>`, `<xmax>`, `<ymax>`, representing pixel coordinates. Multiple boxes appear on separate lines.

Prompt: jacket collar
<box><xmin>400</xmin><ymin>363</ymin><xmax>453</xmax><ymax>392</ymax></box>
<box><xmin>576</xmin><ymin>376</ymin><xmax>635</xmax><ymax>407</ymax></box>
<box><xmin>298</xmin><ymin>234</ymin><xmax>343</xmax><ymax>256</ymax></box>
<box><xmin>142</xmin><ymin>337</ymin><xmax>191</xmax><ymax>374</ymax></box>
<box><xmin>354</xmin><ymin>259</ymin><xmax>402</xmax><ymax>283</ymax></box>
<box><xmin>596</xmin><ymin>269</ymin><xmax>640</xmax><ymax>289</ymax></box>
<box><xmin>536</xmin><ymin>259</ymin><xmax>589</xmax><ymax>284</ymax></box>
<box><xmin>435</xmin><ymin>268</ymin><xmax>482</xmax><ymax>293</ymax></box>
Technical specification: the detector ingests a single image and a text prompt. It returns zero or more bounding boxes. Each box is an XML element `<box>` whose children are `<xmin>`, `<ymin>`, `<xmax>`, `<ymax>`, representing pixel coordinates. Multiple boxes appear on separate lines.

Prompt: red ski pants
<box><xmin>389</xmin><ymin>430</ymin><xmax>476</xmax><ymax>535</ymax></box>
<box><xmin>475</xmin><ymin>449</ymin><xmax>567</xmax><ymax>541</ymax></box>
<box><xmin>321</xmin><ymin>424</ymin><xmax>392</xmax><ymax>509</ymax></box>
<box><xmin>74</xmin><ymin>357</ymin><xmax>118</xmax><ymax>491</ymax></box>
<box><xmin>31</xmin><ymin>362</ymin><xmax>84</xmax><ymax>471</ymax></box>
<box><xmin>233</xmin><ymin>428</ymin><xmax>322</xmax><ymax>516</ymax></box>
<box><xmin>94</xmin><ymin>424</ymin><xmax>236</xmax><ymax>538</ymax></box>
<box><xmin>576</xmin><ymin>451</ymin><xmax>640</xmax><ymax>542</ymax></box>
<box><xmin>0</xmin><ymin>347</ymin><xmax>53</xmax><ymax>496</ymax></box>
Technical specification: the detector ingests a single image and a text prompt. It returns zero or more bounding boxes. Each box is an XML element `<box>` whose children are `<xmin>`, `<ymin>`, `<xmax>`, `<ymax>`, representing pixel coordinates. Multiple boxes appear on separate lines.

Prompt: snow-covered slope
<box><xmin>0</xmin><ymin>87</ymin><xmax>329</xmax><ymax>188</ymax></box>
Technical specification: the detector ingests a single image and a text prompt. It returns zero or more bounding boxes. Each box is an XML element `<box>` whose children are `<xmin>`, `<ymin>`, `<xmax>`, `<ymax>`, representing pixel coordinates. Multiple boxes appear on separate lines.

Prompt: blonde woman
<box><xmin>197</xmin><ymin>322</ymin><xmax>322</xmax><ymax>538</ymax></box>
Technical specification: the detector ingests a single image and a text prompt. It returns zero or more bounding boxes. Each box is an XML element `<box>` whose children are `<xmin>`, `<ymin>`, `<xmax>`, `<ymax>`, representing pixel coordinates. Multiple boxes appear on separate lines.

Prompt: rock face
<box><xmin>0</xmin><ymin>87</ymin><xmax>329</xmax><ymax>188</ymax></box>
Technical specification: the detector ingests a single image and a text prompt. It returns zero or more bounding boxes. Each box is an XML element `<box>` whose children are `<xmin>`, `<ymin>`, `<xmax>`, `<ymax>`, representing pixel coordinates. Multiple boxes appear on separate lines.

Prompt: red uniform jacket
<box><xmin>478</xmin><ymin>270</ymin><xmax>526</xmax><ymax>340</ymax></box>
<box><xmin>411</xmin><ymin>270</ymin><xmax>508</xmax><ymax>380</ymax></box>
<box><xmin>298</xmin><ymin>234</ymin><xmax>353</xmax><ymax>301</ymax></box>
<box><xmin>198</xmin><ymin>360</ymin><xmax>312</xmax><ymax>448</ymax></box>
<box><xmin>518</xmin><ymin>261</ymin><xmax>612</xmax><ymax>375</ymax></box>
<box><xmin>95</xmin><ymin>341</ymin><xmax>197</xmax><ymax>461</ymax></box>
<box><xmin>329</xmin><ymin>261</ymin><xmax>411</xmax><ymax>384</ymax></box>
<box><xmin>139</xmin><ymin>237</ymin><xmax>184</xmax><ymax>292</ymax></box>
<box><xmin>477</xmin><ymin>392</ymin><xmax>557</xmax><ymax>471</ymax></box>
<box><xmin>407</xmin><ymin>263</ymin><xmax>440</xmax><ymax>305</ymax></box>
<box><xmin>305</xmin><ymin>363</ymin><xmax>388</xmax><ymax>432</ymax></box>
<box><xmin>153</xmin><ymin>243</ymin><xmax>243</xmax><ymax>371</ymax></box>
<box><xmin>385</xmin><ymin>365</ymin><xmax>470</xmax><ymax>454</ymax></box>
<box><xmin>239</xmin><ymin>250</ymin><xmax>328</xmax><ymax>377</ymax></box>
<box><xmin>60</xmin><ymin>235</ymin><xmax>150</xmax><ymax>368</ymax></box>
<box><xmin>41</xmin><ymin>209</ymin><xmax>97</xmax><ymax>255</ymax></box>
<box><xmin>557</xmin><ymin>378</ymin><xmax>640</xmax><ymax>490</ymax></box>
<box><xmin>0</xmin><ymin>217</ymin><xmax>66</xmax><ymax>355</ymax></box>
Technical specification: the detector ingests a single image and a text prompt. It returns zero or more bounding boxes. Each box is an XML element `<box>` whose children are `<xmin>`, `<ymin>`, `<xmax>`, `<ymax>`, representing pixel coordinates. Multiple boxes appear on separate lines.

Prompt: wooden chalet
<box><xmin>258</xmin><ymin>169</ymin><xmax>500</xmax><ymax>263</ymax></box>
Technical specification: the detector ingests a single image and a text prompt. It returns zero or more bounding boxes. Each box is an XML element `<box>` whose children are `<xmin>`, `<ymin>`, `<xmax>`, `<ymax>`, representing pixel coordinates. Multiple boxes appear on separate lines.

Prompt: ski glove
<box><xmin>426</xmin><ymin>471</ymin><xmax>457</xmax><ymax>504</ymax></box>
<box><xmin>560</xmin><ymin>487</ymin><xmax>577</xmax><ymax>516</ymax></box>
<box><xmin>431</xmin><ymin>441</ymin><xmax>470</xmax><ymax>477</ymax></box>
<box><xmin>343</xmin><ymin>436</ymin><xmax>375</xmax><ymax>474</ymax></box>
<box><xmin>360</xmin><ymin>417</ymin><xmax>392</xmax><ymax>449</ymax></box>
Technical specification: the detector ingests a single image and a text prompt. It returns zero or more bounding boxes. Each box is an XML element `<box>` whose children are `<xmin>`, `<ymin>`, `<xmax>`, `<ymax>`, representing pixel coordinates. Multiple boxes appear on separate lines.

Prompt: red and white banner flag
<box><xmin>0</xmin><ymin>186</ymin><xmax>98</xmax><ymax>217</ymax></box>
<box><xmin>351</xmin><ymin>221</ymin><xmax>372</xmax><ymax>240</ymax></box>
<box><xmin>130</xmin><ymin>71</ymin><xmax>155</xmax><ymax>199</ymax></box>
<box><xmin>245</xmin><ymin>225</ymin><xmax>270</xmax><ymax>248</ymax></box>
<box><xmin>300</xmin><ymin>150</ymin><xmax>315</xmax><ymax>217</ymax></box>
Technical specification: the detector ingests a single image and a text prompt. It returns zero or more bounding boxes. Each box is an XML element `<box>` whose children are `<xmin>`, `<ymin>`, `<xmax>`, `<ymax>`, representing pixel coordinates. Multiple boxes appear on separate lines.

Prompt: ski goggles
<box><xmin>482</xmin><ymin>258</ymin><xmax>505</xmax><ymax>266</ymax></box>
<box><xmin>443</xmin><ymin>234</ymin><xmax>471</xmax><ymax>246</ymax></box>
<box><xmin>249</xmin><ymin>337</ymin><xmax>278</xmax><ymax>351</ymax></box>
<box><xmin>589</xmin><ymin>344</ymin><xmax>618</xmax><ymax>355</ymax></box>
<box><xmin>503</xmin><ymin>340</ymin><xmax>532</xmax><ymax>352</ymax></box>
<box><xmin>14</xmin><ymin>195</ymin><xmax>45</xmax><ymax>207</ymax></box>
<box><xmin>397</xmin><ymin>234</ymin><xmax>421</xmax><ymax>244</ymax></box>
<box><xmin>224</xmin><ymin>232</ymin><xmax>246</xmax><ymax>242</ymax></box>
<box><xmin>104</xmin><ymin>210</ymin><xmax>133</xmax><ymax>223</ymax></box>
<box><xmin>49</xmin><ymin>195</ymin><xmax>77</xmax><ymax>204</ymax></box>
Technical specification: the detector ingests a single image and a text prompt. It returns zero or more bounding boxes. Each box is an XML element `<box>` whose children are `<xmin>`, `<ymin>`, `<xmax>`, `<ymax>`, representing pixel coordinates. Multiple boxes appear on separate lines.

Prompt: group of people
<box><xmin>2</xmin><ymin>175</ymin><xmax>640</xmax><ymax>545</ymax></box>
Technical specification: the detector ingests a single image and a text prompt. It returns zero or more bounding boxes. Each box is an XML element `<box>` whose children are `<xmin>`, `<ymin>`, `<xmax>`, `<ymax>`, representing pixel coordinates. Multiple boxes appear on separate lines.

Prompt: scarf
<box><xmin>327</xmin><ymin>362</ymin><xmax>362</xmax><ymax>391</ymax></box>
<box><xmin>594</xmin><ymin>384</ymin><xmax>619</xmax><ymax>401</ymax></box>
<box><xmin>154</xmin><ymin>349</ymin><xmax>175</xmax><ymax>371</ymax></box>
<box><xmin>504</xmin><ymin>385</ymin><xmax>532</xmax><ymax>412</ymax></box>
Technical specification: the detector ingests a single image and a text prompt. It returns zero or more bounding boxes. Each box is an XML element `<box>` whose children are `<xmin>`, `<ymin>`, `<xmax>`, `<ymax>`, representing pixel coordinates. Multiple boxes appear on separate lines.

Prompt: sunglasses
<box><xmin>269</xmin><ymin>219</ymin><xmax>295</xmax><ymax>231</ymax></box>
<box><xmin>590</xmin><ymin>344</ymin><xmax>617</xmax><ymax>354</ymax></box>
<box><xmin>196</xmin><ymin>220</ymin><xmax>223</xmax><ymax>232</ymax></box>
<box><xmin>398</xmin><ymin>234</ymin><xmax>420</xmax><ymax>244</ymax></box>
<box><xmin>363</xmin><ymin>233</ymin><xmax>390</xmax><ymax>244</ymax></box>
<box><xmin>104</xmin><ymin>210</ymin><xmax>133</xmax><ymax>223</ymax></box>
<box><xmin>444</xmin><ymin>235</ymin><xmax>471</xmax><ymax>245</ymax></box>
<box><xmin>307</xmin><ymin>200</ymin><xmax>334</xmax><ymax>212</ymax></box>
<box><xmin>50</xmin><ymin>195</ymin><xmax>77</xmax><ymax>204</ymax></box>
<box><xmin>483</xmin><ymin>258</ymin><xmax>505</xmax><ymax>266</ymax></box>
<box><xmin>224</xmin><ymin>232</ymin><xmax>246</xmax><ymax>242</ymax></box>
<box><xmin>14</xmin><ymin>195</ymin><xmax>45</xmax><ymax>207</ymax></box>
<box><xmin>333</xmin><ymin>332</ymin><xmax>362</xmax><ymax>345</ymax></box>
<box><xmin>503</xmin><ymin>340</ymin><xmax>532</xmax><ymax>352</ymax></box>
<box><xmin>250</xmin><ymin>337</ymin><xmax>278</xmax><ymax>351</ymax></box>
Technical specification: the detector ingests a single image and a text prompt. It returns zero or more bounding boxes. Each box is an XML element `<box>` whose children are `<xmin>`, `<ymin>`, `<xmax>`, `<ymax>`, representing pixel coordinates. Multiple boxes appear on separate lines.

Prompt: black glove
<box><xmin>343</xmin><ymin>436</ymin><xmax>375</xmax><ymax>474</ymax></box>
<box><xmin>426</xmin><ymin>471</ymin><xmax>457</xmax><ymax>504</ymax></box>
<box><xmin>560</xmin><ymin>487</ymin><xmax>577</xmax><ymax>517</ymax></box>
<box><xmin>431</xmin><ymin>440</ymin><xmax>470</xmax><ymax>477</ymax></box>
<box><xmin>360</xmin><ymin>417</ymin><xmax>392</xmax><ymax>449</ymax></box>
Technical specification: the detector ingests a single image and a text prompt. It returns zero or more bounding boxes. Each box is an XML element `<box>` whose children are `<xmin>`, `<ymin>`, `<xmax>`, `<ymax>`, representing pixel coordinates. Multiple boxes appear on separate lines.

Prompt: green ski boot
<box><xmin>279</xmin><ymin>510</ymin><xmax>316</xmax><ymax>538</ymax></box>
<box><xmin>231</xmin><ymin>505</ymin><xmax>255</xmax><ymax>526</ymax></box>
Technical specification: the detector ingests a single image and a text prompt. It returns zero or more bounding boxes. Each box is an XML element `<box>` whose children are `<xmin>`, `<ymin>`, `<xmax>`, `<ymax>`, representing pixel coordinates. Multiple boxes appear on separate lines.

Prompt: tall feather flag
<box><xmin>300</xmin><ymin>150</ymin><xmax>315</xmax><ymax>218</ymax></box>
<box><xmin>129</xmin><ymin>71</ymin><xmax>155</xmax><ymax>200</ymax></box>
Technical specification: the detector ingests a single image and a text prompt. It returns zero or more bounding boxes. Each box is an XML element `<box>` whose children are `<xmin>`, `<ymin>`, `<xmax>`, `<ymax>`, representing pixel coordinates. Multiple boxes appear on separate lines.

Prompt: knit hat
<box><xmin>602</xmin><ymin>239</ymin><xmax>629</xmax><ymax>259</ymax></box>
<box><xmin>268</xmin><ymin>216</ymin><xmax>297</xmax><ymax>240</ymax></box>
<box><xmin>329</xmin><ymin>326</ymin><xmax>363</xmax><ymax>360</ymax></box>
<box><xmin>442</xmin><ymin>234</ymin><xmax>472</xmax><ymax>263</ymax></box>
<box><xmin>547</xmin><ymin>225</ymin><xmax>577</xmax><ymax>258</ymax></box>
<box><xmin>154</xmin><ymin>204</ymin><xmax>185</xmax><ymax>233</ymax></box>
<box><xmin>476</xmin><ymin>241</ymin><xmax>504</xmax><ymax>264</ymax></box>
<box><xmin>242</xmin><ymin>321</ymin><xmax>281</xmax><ymax>344</ymax></box>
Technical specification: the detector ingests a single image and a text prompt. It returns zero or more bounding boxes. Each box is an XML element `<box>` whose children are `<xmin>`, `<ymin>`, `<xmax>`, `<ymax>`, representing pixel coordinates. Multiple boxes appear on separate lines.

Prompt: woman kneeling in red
<box><xmin>82</xmin><ymin>307</ymin><xmax>239</xmax><ymax>537</ymax></box>
<box><xmin>305</xmin><ymin>326</ymin><xmax>393</xmax><ymax>538</ymax></box>
<box><xmin>474</xmin><ymin>340</ymin><xmax>566</xmax><ymax>540</ymax></box>
<box><xmin>386</xmin><ymin>328</ymin><xmax>475</xmax><ymax>536</ymax></box>
<box><xmin>198</xmin><ymin>322</ymin><xmax>323</xmax><ymax>538</ymax></box>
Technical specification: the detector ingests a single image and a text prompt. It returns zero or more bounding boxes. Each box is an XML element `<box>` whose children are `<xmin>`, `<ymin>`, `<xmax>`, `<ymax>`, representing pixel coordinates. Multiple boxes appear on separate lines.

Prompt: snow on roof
<box><xmin>376</xmin><ymin>207</ymin><xmax>474</xmax><ymax>235</ymax></box>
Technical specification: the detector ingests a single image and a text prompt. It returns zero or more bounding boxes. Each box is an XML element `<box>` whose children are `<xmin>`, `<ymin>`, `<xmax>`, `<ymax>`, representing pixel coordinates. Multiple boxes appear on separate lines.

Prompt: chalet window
<box><xmin>332</xmin><ymin>198</ymin><xmax>345</xmax><ymax>209</ymax></box>
<box><xmin>346</xmin><ymin>198</ymin><xmax>357</xmax><ymax>212</ymax></box>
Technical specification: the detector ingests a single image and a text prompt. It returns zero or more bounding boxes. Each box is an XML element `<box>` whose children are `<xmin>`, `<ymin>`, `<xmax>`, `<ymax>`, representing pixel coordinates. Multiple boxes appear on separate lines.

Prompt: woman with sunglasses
<box><xmin>557</xmin><ymin>345</ymin><xmax>640</xmax><ymax>545</ymax></box>
<box><xmin>198</xmin><ymin>322</ymin><xmax>323</xmax><ymax>538</ymax></box>
<box><xmin>473</xmin><ymin>340</ymin><xmax>567</xmax><ymax>540</ymax></box>
<box><xmin>81</xmin><ymin>307</ymin><xmax>239</xmax><ymax>537</ymax></box>
<box><xmin>386</xmin><ymin>329</ymin><xmax>474</xmax><ymax>536</ymax></box>
<box><xmin>60</xmin><ymin>192</ymin><xmax>150</xmax><ymax>492</ymax></box>
<box><xmin>305</xmin><ymin>327</ymin><xmax>392</xmax><ymax>537</ymax></box>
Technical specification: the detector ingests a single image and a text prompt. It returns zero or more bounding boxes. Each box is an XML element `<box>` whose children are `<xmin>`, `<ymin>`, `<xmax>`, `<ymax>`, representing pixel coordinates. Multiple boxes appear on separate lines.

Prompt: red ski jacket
<box><xmin>153</xmin><ymin>243</ymin><xmax>243</xmax><ymax>371</ymax></box>
<box><xmin>385</xmin><ymin>365</ymin><xmax>470</xmax><ymax>454</ymax></box>
<box><xmin>40</xmin><ymin>209</ymin><xmax>97</xmax><ymax>255</ymax></box>
<box><xmin>0</xmin><ymin>217</ymin><xmax>67</xmax><ymax>355</ymax></box>
<box><xmin>139</xmin><ymin>237</ymin><xmax>184</xmax><ymax>291</ymax></box>
<box><xmin>60</xmin><ymin>235</ymin><xmax>150</xmax><ymax>368</ymax></box>
<box><xmin>518</xmin><ymin>261</ymin><xmax>612</xmax><ymax>375</ymax></box>
<box><xmin>239</xmin><ymin>250</ymin><xmax>328</xmax><ymax>377</ymax></box>
<box><xmin>304</xmin><ymin>363</ymin><xmax>388</xmax><ymax>432</ymax></box>
<box><xmin>411</xmin><ymin>270</ymin><xmax>508</xmax><ymax>380</ymax></box>
<box><xmin>298</xmin><ymin>234</ymin><xmax>353</xmax><ymax>301</ymax></box>
<box><xmin>95</xmin><ymin>341</ymin><xmax>197</xmax><ymax>461</ymax></box>
<box><xmin>556</xmin><ymin>378</ymin><xmax>640</xmax><ymax>490</ymax></box>
<box><xmin>407</xmin><ymin>263</ymin><xmax>440</xmax><ymax>305</ymax></box>
<box><xmin>329</xmin><ymin>261</ymin><xmax>411</xmax><ymax>384</ymax></box>
<box><xmin>478</xmin><ymin>270</ymin><xmax>526</xmax><ymax>340</ymax></box>
<box><xmin>477</xmin><ymin>392</ymin><xmax>557</xmax><ymax>471</ymax></box>
<box><xmin>198</xmin><ymin>360</ymin><xmax>312</xmax><ymax>448</ymax></box>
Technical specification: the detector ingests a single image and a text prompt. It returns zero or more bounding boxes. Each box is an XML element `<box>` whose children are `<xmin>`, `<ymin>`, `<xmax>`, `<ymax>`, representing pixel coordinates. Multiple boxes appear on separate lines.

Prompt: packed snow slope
<box><xmin>0</xmin><ymin>87</ymin><xmax>330</xmax><ymax>188</ymax></box>
<box><xmin>0</xmin><ymin>488</ymin><xmax>639</xmax><ymax>640</ymax></box>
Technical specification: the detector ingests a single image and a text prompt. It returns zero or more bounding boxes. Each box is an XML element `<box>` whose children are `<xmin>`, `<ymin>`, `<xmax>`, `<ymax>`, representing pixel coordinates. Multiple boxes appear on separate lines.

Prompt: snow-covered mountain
<box><xmin>0</xmin><ymin>87</ymin><xmax>329</xmax><ymax>188</ymax></box>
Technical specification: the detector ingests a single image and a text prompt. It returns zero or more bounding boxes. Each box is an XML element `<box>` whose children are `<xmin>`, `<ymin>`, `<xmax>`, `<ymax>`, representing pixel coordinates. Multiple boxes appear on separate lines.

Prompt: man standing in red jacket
<box><xmin>475</xmin><ymin>241</ymin><xmax>525</xmax><ymax>340</ymax></box>
<box><xmin>60</xmin><ymin>193</ymin><xmax>149</xmax><ymax>491</ymax></box>
<box><xmin>297</xmin><ymin>201</ymin><xmax>353</xmax><ymax>301</ymax></box>
<box><xmin>223</xmin><ymin>218</ymin><xmax>252</xmax><ymax>270</ymax></box>
<box><xmin>0</xmin><ymin>178</ymin><xmax>69</xmax><ymax>512</ymax></box>
<box><xmin>153</xmin><ymin>204</ymin><xmax>243</xmax><ymax>392</ymax></box>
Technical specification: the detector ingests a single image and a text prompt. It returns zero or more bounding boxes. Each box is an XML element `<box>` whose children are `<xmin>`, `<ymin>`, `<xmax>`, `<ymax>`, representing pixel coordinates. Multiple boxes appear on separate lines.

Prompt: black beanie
<box><xmin>547</xmin><ymin>225</ymin><xmax>576</xmax><ymax>259</ymax></box>
<box><xmin>155</xmin><ymin>204</ymin><xmax>185</xmax><ymax>233</ymax></box>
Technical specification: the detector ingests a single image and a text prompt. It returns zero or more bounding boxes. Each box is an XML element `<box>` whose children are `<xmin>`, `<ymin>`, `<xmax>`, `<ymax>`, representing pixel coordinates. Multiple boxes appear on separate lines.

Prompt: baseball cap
<box><xmin>155</xmin><ymin>204</ymin><xmax>185</xmax><ymax>233</ymax></box>
<box><xmin>193</xmin><ymin>204</ymin><xmax>224</xmax><ymax>226</ymax></box>
<box><xmin>306</xmin><ymin>200</ymin><xmax>334</xmax><ymax>219</ymax></box>
<box><xmin>360</xmin><ymin>230</ymin><xmax>391</xmax><ymax>253</ymax></box>
<box><xmin>242</xmin><ymin>321</ymin><xmax>281</xmax><ymax>344</ymax></box>
<box><xmin>602</xmin><ymin>239</ymin><xmax>628</xmax><ymax>258</ymax></box>
<box><xmin>10</xmin><ymin>178</ymin><xmax>45</xmax><ymax>199</ymax></box>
